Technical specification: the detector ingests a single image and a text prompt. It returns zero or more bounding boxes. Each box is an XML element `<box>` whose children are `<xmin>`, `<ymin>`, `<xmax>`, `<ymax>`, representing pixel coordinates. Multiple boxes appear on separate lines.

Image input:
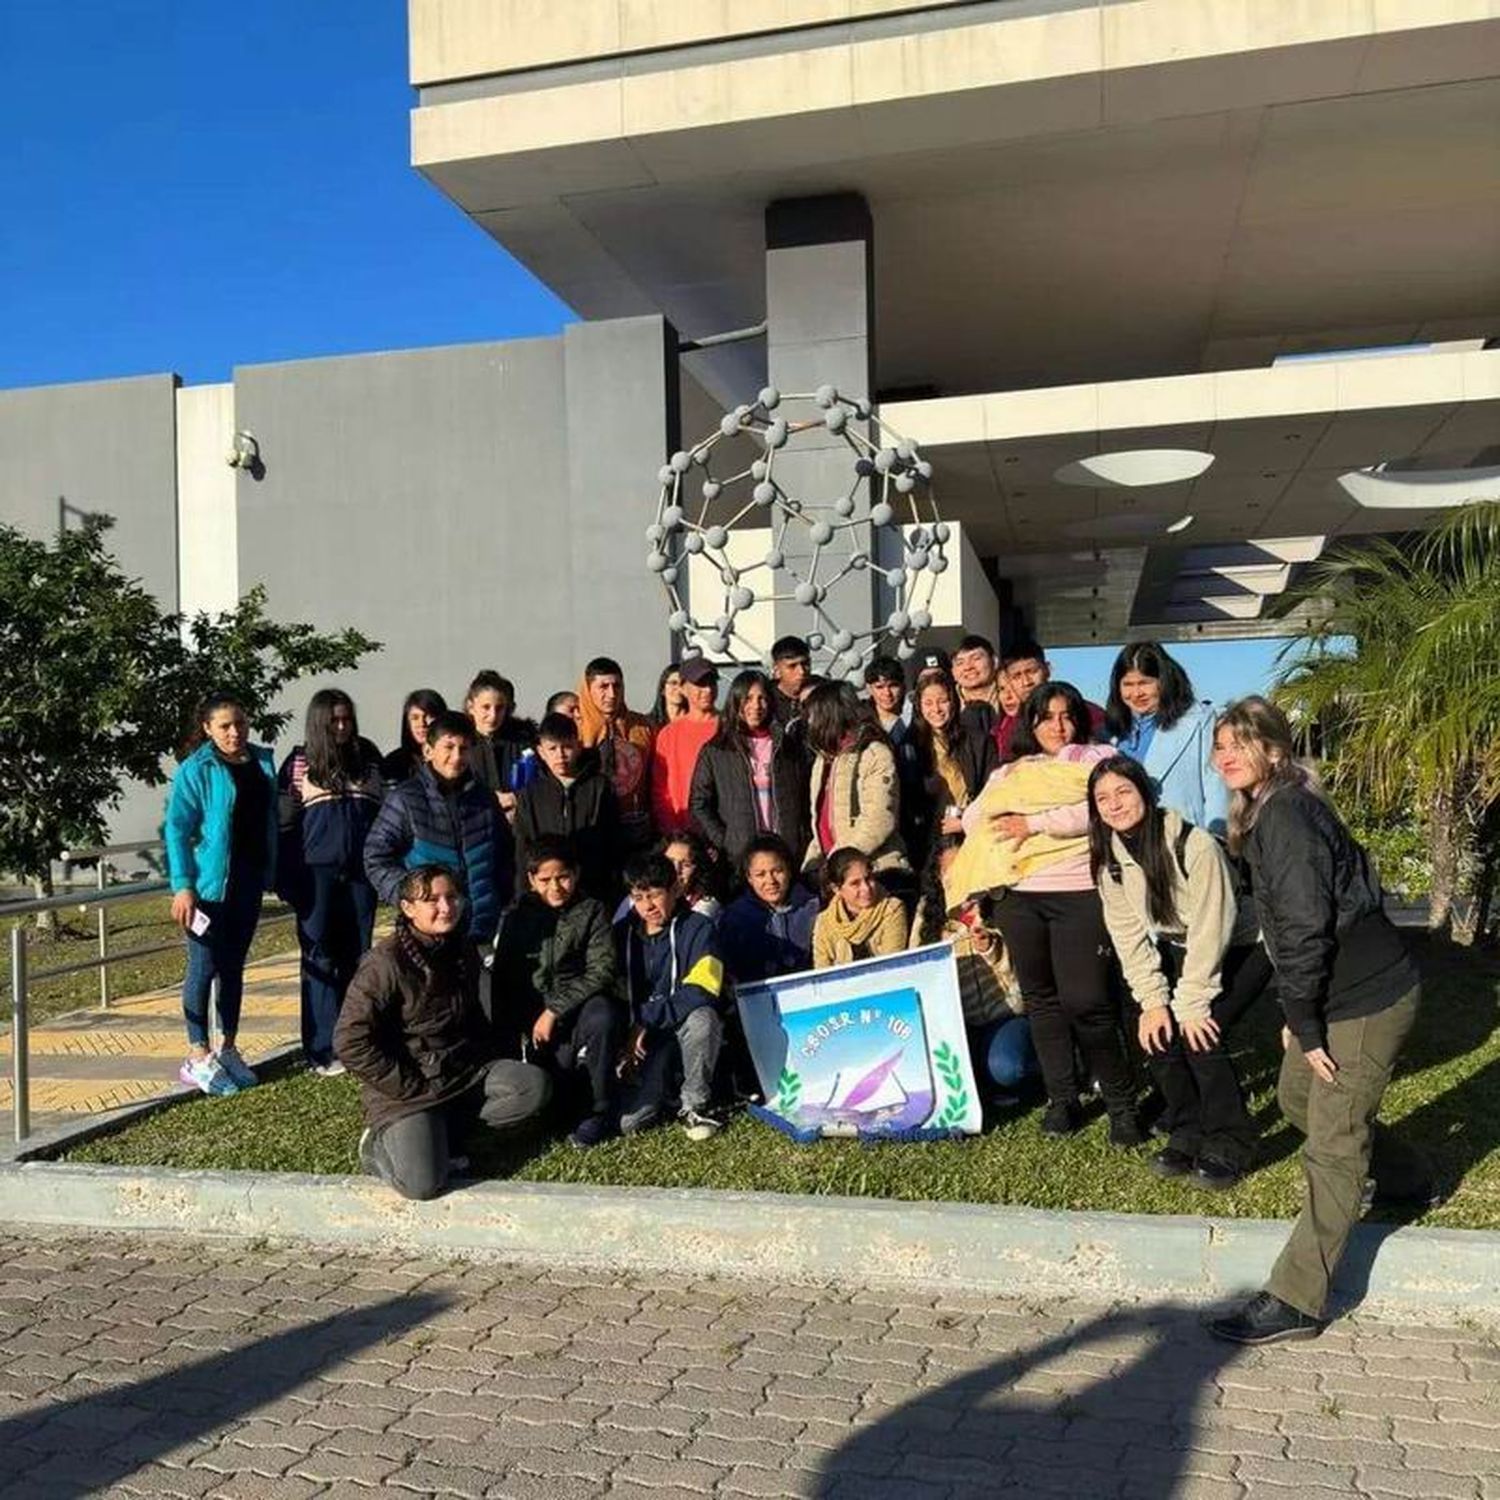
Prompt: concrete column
<box><xmin>764</xmin><ymin>194</ymin><xmax>876</xmax><ymax>660</ymax></box>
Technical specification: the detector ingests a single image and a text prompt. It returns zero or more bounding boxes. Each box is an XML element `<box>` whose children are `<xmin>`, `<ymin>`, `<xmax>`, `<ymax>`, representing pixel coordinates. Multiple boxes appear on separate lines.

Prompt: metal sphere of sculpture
<box><xmin>646</xmin><ymin>388</ymin><xmax>944</xmax><ymax>680</ymax></box>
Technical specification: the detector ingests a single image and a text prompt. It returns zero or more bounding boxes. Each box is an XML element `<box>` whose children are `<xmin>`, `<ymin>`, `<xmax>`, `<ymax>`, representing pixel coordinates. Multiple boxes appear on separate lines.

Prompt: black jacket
<box><xmin>1244</xmin><ymin>782</ymin><xmax>1417</xmax><ymax>1051</ymax></box>
<box><xmin>513</xmin><ymin>763</ymin><xmax>622</xmax><ymax>904</ymax></box>
<box><xmin>689</xmin><ymin>727</ymin><xmax>809</xmax><ymax>869</ymax></box>
<box><xmin>470</xmin><ymin>719</ymin><xmax>539</xmax><ymax>795</ymax></box>
<box><xmin>491</xmin><ymin>893</ymin><xmax>617</xmax><ymax>1033</ymax></box>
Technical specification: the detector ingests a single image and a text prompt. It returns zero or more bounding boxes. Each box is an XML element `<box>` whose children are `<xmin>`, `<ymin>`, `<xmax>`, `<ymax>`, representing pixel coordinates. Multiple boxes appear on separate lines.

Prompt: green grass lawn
<box><xmin>2</xmin><ymin>894</ymin><xmax>295</xmax><ymax>1027</ymax></box>
<box><xmin>66</xmin><ymin>933</ymin><xmax>1500</xmax><ymax>1230</ymax></box>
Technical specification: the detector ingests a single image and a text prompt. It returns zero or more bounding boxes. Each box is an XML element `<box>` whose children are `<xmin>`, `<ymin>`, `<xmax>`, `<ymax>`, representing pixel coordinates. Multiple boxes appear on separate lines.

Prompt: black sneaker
<box><xmin>1150</xmin><ymin>1147</ymin><xmax>1195</xmax><ymax>1179</ymax></box>
<box><xmin>1208</xmin><ymin>1291</ymin><xmax>1325</xmax><ymax>1346</ymax></box>
<box><xmin>1040</xmin><ymin>1102</ymin><xmax>1082</xmax><ymax>1137</ymax></box>
<box><xmin>567</xmin><ymin>1115</ymin><xmax>618</xmax><ymax>1150</ymax></box>
<box><xmin>1107</xmin><ymin>1111</ymin><xmax>1147</xmax><ymax>1148</ymax></box>
<box><xmin>1191</xmin><ymin>1157</ymin><xmax>1243</xmax><ymax>1192</ymax></box>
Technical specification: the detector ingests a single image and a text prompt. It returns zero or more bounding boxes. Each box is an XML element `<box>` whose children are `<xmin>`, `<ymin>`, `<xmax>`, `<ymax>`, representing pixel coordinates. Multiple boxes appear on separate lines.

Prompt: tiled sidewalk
<box><xmin>0</xmin><ymin>952</ymin><xmax>301</xmax><ymax>1136</ymax></box>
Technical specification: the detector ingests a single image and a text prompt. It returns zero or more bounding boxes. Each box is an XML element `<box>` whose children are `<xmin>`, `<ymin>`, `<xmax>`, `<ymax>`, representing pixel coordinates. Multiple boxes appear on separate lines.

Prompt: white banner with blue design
<box><xmin>736</xmin><ymin>943</ymin><xmax>983</xmax><ymax>1140</ymax></box>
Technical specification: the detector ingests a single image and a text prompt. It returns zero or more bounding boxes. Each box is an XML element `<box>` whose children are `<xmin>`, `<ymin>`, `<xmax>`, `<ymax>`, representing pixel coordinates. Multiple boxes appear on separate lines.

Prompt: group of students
<box><xmin>162</xmin><ymin>632</ymin><xmax>1428</xmax><ymax>1346</ymax></box>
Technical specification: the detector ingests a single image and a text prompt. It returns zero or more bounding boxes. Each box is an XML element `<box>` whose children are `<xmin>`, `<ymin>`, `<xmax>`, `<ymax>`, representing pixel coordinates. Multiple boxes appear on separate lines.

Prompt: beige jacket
<box><xmin>805</xmin><ymin>739</ymin><xmax>911</xmax><ymax>875</ymax></box>
<box><xmin>812</xmin><ymin>894</ymin><xmax>910</xmax><ymax>969</ymax></box>
<box><xmin>1097</xmin><ymin>810</ymin><xmax>1255</xmax><ymax>1024</ymax></box>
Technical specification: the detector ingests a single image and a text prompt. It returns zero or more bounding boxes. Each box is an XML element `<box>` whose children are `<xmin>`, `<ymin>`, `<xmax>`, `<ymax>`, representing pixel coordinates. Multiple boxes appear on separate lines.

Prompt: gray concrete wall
<box><xmin>232</xmin><ymin>318</ymin><xmax>677</xmax><ymax>756</ymax></box>
<box><xmin>0</xmin><ymin>375</ymin><xmax>180</xmax><ymax>608</ymax></box>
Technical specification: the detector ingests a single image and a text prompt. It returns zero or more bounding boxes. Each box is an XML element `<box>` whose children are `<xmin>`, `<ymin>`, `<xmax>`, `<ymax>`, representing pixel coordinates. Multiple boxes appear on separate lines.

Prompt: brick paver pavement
<box><xmin>1</xmin><ymin>1232</ymin><xmax>1497</xmax><ymax>1499</ymax></box>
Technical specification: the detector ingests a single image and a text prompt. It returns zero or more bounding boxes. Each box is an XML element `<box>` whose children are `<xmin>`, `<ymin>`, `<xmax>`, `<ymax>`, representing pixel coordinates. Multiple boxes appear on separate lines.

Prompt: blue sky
<box><xmin>1</xmin><ymin>3</ymin><xmax>1289</xmax><ymax>695</ymax></box>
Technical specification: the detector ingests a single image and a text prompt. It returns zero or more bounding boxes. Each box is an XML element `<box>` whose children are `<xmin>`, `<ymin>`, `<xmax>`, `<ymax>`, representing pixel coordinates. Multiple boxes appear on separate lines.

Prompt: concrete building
<box><xmin>4</xmin><ymin>1</ymin><xmax>1499</xmax><ymax>840</ymax></box>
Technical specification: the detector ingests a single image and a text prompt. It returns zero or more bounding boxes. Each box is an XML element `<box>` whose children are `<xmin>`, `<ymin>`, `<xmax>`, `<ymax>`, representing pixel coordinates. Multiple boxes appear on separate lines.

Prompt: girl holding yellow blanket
<box><xmin>956</xmin><ymin>683</ymin><xmax>1142</xmax><ymax>1145</ymax></box>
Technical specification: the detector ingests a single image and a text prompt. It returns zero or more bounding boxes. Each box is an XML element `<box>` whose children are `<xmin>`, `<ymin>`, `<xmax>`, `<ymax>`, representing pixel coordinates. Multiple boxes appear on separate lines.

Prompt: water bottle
<box><xmin>509</xmin><ymin>748</ymin><xmax>538</xmax><ymax>793</ymax></box>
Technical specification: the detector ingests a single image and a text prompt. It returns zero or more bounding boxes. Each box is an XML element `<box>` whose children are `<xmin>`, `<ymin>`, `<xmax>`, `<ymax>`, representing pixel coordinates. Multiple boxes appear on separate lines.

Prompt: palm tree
<box><xmin>1273</xmin><ymin>502</ymin><xmax>1500</xmax><ymax>945</ymax></box>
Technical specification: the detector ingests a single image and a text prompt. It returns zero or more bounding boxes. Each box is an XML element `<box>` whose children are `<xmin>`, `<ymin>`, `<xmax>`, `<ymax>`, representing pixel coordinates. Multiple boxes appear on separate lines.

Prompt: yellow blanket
<box><xmin>943</xmin><ymin>757</ymin><xmax>1093</xmax><ymax>912</ymax></box>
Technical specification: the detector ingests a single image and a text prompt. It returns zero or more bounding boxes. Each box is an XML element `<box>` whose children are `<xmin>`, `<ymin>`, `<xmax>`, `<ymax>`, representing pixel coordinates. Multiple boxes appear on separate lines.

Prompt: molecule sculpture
<box><xmin>646</xmin><ymin>385</ymin><xmax>948</xmax><ymax>681</ymax></box>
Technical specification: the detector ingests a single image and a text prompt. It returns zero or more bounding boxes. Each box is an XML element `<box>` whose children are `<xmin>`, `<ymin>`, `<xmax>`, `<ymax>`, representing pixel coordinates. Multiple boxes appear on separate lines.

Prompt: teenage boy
<box><xmin>514</xmin><ymin>712</ymin><xmax>623</xmax><ymax>904</ymax></box>
<box><xmin>952</xmin><ymin>634</ymin><xmax>1005</xmax><ymax>738</ymax></box>
<box><xmin>864</xmin><ymin>656</ymin><xmax>910</xmax><ymax>744</ymax></box>
<box><xmin>364</xmin><ymin>711</ymin><xmax>513</xmax><ymax>943</ymax></box>
<box><xmin>617</xmin><ymin>850</ymin><xmax>726</xmax><ymax>1140</ymax></box>
<box><xmin>769</xmin><ymin>636</ymin><xmax>811</xmax><ymax>728</ymax></box>
<box><xmin>492</xmin><ymin>836</ymin><xmax>623</xmax><ymax>1149</ymax></box>
<box><xmin>997</xmin><ymin>639</ymin><xmax>1108</xmax><ymax>759</ymax></box>
<box><xmin>577</xmin><ymin>656</ymin><xmax>656</xmax><ymax>851</ymax></box>
<box><xmin>650</xmin><ymin>658</ymin><xmax>719</xmax><ymax>836</ymax></box>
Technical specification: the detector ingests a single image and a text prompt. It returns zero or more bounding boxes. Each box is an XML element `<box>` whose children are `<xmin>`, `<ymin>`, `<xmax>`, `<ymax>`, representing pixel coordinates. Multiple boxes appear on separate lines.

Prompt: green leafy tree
<box><xmin>1273</xmin><ymin>502</ymin><xmax>1500</xmax><ymax>945</ymax></box>
<box><xmin>0</xmin><ymin>517</ymin><xmax>379</xmax><ymax>926</ymax></box>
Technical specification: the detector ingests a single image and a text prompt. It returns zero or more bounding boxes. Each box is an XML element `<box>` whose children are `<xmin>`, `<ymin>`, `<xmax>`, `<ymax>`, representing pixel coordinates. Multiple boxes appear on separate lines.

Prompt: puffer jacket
<box><xmin>1244</xmin><ymin>779</ymin><xmax>1417</xmax><ymax>1051</ymax></box>
<box><xmin>805</xmin><ymin>739</ymin><xmax>910</xmax><ymax>875</ymax></box>
<box><xmin>334</xmin><ymin>932</ymin><xmax>494</xmax><ymax>1131</ymax></box>
<box><xmin>363</xmin><ymin>765</ymin><xmax>512</xmax><ymax>942</ymax></box>
<box><xmin>689</xmin><ymin>726</ymin><xmax>809</xmax><ymax>868</ymax></box>
<box><xmin>491</xmin><ymin>894</ymin><xmax>617</xmax><ymax>1031</ymax></box>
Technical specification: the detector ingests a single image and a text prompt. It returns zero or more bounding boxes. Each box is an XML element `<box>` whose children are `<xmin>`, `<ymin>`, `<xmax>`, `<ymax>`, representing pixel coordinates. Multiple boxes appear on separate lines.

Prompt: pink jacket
<box><xmin>961</xmin><ymin>742</ymin><xmax>1113</xmax><ymax>892</ymax></box>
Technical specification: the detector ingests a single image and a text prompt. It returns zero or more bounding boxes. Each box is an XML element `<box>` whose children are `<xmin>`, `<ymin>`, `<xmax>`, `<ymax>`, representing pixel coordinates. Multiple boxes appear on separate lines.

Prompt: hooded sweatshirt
<box><xmin>812</xmin><ymin>893</ymin><xmax>910</xmax><ymax>969</ymax></box>
<box><xmin>577</xmin><ymin>675</ymin><xmax>656</xmax><ymax>845</ymax></box>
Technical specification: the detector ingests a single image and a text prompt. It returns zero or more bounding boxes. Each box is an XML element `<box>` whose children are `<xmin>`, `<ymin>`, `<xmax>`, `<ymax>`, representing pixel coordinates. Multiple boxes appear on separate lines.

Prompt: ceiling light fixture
<box><xmin>1055</xmin><ymin>449</ymin><xmax>1215</xmax><ymax>488</ymax></box>
<box><xmin>1166</xmin><ymin>513</ymin><xmax>1195</xmax><ymax>534</ymax></box>
<box><xmin>1338</xmin><ymin>464</ymin><xmax>1500</xmax><ymax>509</ymax></box>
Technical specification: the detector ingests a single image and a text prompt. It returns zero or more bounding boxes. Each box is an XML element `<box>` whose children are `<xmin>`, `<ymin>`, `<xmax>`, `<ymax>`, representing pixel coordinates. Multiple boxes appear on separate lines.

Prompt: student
<box><xmin>276</xmin><ymin>689</ymin><xmax>384</xmax><ymax>1076</ymax></box>
<box><xmin>769</xmin><ymin>635</ymin><xmax>812</xmax><ymax>728</ymax></box>
<box><xmin>363</xmin><ymin>710</ymin><xmax>513</xmax><ymax>944</ymax></box>
<box><xmin>491</xmin><ymin>836</ymin><xmax>623</xmax><ymax>1149</ymax></box>
<box><xmin>864</xmin><ymin>656</ymin><xmax>910</xmax><ymax>743</ymax></box>
<box><xmin>334</xmin><ymin>865</ymin><xmax>551</xmax><ymax>1200</ymax></box>
<box><xmin>906</xmin><ymin>670</ymin><xmax>996</xmax><ymax>871</ymax></box>
<box><xmin>165</xmin><ymin>693</ymin><xmax>279</xmax><ymax>1097</ymax></box>
<box><xmin>951</xmin><ymin>634</ymin><xmax>1005</xmax><ymax>739</ymax></box>
<box><xmin>911</xmin><ymin>832</ymin><xmax>1036</xmax><ymax>1102</ymax></box>
<box><xmin>812</xmin><ymin>847</ymin><xmax>910</xmax><ymax>968</ymax></box>
<box><xmin>618</xmin><ymin>851</ymin><xmax>726</xmax><ymax>1141</ymax></box>
<box><xmin>1105</xmin><ymin>641</ymin><xmax>1228</xmax><ymax>835</ymax></box>
<box><xmin>959</xmin><ymin>682</ymin><xmax>1140</xmax><ymax>1144</ymax></box>
<box><xmin>380</xmin><ymin>688</ymin><xmax>447</xmax><ymax>785</ymax></box>
<box><xmin>513</xmin><ymin>712</ymin><xmax>622</xmax><ymax>905</ymax></box>
<box><xmin>545</xmin><ymin>690</ymin><xmax>582</xmax><ymax>726</ymax></box>
<box><xmin>719</xmin><ymin>834</ymin><xmax>819</xmax><ymax>984</ymax></box>
<box><xmin>650</xmin><ymin>658</ymin><xmax>719</xmax><ymax>836</ymax></box>
<box><xmin>577</xmin><ymin>657</ymin><xmax>656</xmax><ymax>851</ymax></box>
<box><xmin>649</xmin><ymin>663</ymin><xmax>688</xmax><ymax>731</ymax></box>
<box><xmin>996</xmin><ymin>642</ymin><xmax>1106</xmax><ymax>761</ymax></box>
<box><xmin>1088</xmin><ymin>755</ymin><xmax>1268</xmax><ymax>1190</ymax></box>
<box><xmin>464</xmin><ymin>670</ymin><xmax>538</xmax><ymax>818</ymax></box>
<box><xmin>1208</xmin><ymin>698</ymin><xmax>1429</xmax><ymax>1346</ymax></box>
<box><xmin>802</xmin><ymin>680</ymin><xmax>910</xmax><ymax>887</ymax></box>
<box><xmin>689</xmin><ymin>668</ymin><xmax>809</xmax><ymax>870</ymax></box>
<box><xmin>663</xmin><ymin>830</ymin><xmax>723</xmax><ymax>922</ymax></box>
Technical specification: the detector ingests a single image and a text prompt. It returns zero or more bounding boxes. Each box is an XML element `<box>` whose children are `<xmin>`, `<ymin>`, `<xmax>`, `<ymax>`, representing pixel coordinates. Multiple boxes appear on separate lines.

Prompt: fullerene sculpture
<box><xmin>646</xmin><ymin>386</ymin><xmax>946</xmax><ymax>681</ymax></box>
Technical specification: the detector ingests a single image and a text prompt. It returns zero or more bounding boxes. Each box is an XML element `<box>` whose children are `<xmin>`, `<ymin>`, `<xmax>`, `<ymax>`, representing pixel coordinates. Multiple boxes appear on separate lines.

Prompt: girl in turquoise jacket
<box><xmin>164</xmin><ymin>693</ymin><xmax>277</xmax><ymax>1097</ymax></box>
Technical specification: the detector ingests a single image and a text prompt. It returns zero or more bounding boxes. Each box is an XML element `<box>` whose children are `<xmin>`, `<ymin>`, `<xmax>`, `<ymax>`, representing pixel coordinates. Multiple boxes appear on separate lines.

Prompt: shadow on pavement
<box><xmin>0</xmin><ymin>1289</ymin><xmax>449</xmax><ymax>1498</ymax></box>
<box><xmin>812</xmin><ymin>1302</ymin><xmax>1251</xmax><ymax>1499</ymax></box>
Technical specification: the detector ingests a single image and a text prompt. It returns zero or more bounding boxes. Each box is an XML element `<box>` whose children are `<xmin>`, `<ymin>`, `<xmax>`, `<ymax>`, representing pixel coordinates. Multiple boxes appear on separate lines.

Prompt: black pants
<box><xmin>1148</xmin><ymin>943</ymin><xmax>1273</xmax><ymax>1169</ymax></box>
<box><xmin>990</xmin><ymin>888</ymin><xmax>1133</xmax><ymax>1110</ymax></box>
<box><xmin>502</xmin><ymin>992</ymin><xmax>623</xmax><ymax>1124</ymax></box>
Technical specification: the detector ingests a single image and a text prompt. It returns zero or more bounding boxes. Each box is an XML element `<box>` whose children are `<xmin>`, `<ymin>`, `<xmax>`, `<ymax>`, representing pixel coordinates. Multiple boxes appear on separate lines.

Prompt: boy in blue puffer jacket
<box><xmin>618</xmin><ymin>851</ymin><xmax>726</xmax><ymax>1141</ymax></box>
<box><xmin>364</xmin><ymin>711</ymin><xmax>514</xmax><ymax>944</ymax></box>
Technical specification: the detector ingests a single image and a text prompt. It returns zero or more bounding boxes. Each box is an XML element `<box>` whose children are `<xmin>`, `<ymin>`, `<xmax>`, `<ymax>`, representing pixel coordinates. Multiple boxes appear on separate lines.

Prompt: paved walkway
<box><xmin>0</xmin><ymin>953</ymin><xmax>301</xmax><ymax>1138</ymax></box>
<box><xmin>1</xmin><ymin>1233</ymin><xmax>1497</xmax><ymax>1499</ymax></box>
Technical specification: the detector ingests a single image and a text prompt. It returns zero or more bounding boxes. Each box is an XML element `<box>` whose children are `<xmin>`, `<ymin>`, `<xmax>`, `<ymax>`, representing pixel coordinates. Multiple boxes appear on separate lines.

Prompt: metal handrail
<box><xmin>60</xmin><ymin>840</ymin><xmax>162</xmax><ymax>863</ymax></box>
<box><xmin>6</xmin><ymin>882</ymin><xmax>294</xmax><ymax>1143</ymax></box>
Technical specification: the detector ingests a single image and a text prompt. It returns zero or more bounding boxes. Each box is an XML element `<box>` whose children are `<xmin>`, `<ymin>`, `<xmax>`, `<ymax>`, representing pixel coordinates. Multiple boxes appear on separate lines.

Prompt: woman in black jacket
<box><xmin>904</xmin><ymin>670</ymin><xmax>996</xmax><ymax>872</ymax></box>
<box><xmin>1207</xmin><ymin>696</ymin><xmax>1429</xmax><ymax>1347</ymax></box>
<box><xmin>689</xmin><ymin>669</ymin><xmax>809</xmax><ymax>872</ymax></box>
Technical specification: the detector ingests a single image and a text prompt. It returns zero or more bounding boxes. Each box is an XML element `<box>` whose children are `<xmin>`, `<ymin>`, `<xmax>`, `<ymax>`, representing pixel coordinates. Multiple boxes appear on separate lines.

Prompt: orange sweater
<box><xmin>651</xmin><ymin>716</ymin><xmax>718</xmax><ymax>836</ymax></box>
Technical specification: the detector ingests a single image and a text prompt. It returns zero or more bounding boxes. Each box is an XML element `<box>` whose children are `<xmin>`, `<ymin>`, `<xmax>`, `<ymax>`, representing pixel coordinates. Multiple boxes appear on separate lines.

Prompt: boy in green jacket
<box><xmin>491</xmin><ymin>835</ymin><xmax>623</xmax><ymax>1147</ymax></box>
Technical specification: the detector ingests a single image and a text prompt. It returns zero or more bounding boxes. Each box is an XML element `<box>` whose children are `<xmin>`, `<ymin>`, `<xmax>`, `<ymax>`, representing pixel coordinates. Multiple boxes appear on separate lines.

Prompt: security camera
<box><xmin>226</xmin><ymin>430</ymin><xmax>260</xmax><ymax>469</ymax></box>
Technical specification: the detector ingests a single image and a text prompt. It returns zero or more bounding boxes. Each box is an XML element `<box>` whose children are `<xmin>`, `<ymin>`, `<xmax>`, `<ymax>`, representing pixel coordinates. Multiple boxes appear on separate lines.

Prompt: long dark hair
<box><xmin>304</xmin><ymin>689</ymin><xmax>372</xmax><ymax>791</ymax></box>
<box><xmin>660</xmin><ymin>828</ymin><xmax>724</xmax><ymax>905</ymax></box>
<box><xmin>396</xmin><ymin>688</ymin><xmax>447</xmax><ymax>761</ymax></box>
<box><xmin>712</xmin><ymin>669</ymin><xmax>776</xmax><ymax>756</ymax></box>
<box><xmin>909</xmin><ymin>671</ymin><xmax>963</xmax><ymax>766</ymax></box>
<box><xmin>803</xmin><ymin>681</ymin><xmax>882</xmax><ymax>759</ymax></box>
<box><xmin>649</xmin><ymin>662</ymin><xmax>684</xmax><ymax>729</ymax></box>
<box><xmin>916</xmin><ymin>830</ymin><xmax>965</xmax><ymax>945</ymax></box>
<box><xmin>1105</xmin><ymin>641</ymin><xmax>1196</xmax><ymax>738</ymax></box>
<box><xmin>1086</xmin><ymin>755</ymin><xmax>1180</xmax><ymax>929</ymax></box>
<box><xmin>1008</xmin><ymin>680</ymin><xmax>1091</xmax><ymax>759</ymax></box>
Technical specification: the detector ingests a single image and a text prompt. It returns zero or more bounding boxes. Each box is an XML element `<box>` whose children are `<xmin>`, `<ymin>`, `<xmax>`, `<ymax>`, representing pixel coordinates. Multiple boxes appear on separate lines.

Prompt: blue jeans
<box><xmin>298</xmin><ymin>866</ymin><xmax>377</xmax><ymax>1065</ymax></box>
<box><xmin>969</xmin><ymin>1015</ymin><xmax>1038</xmax><ymax>1091</ymax></box>
<box><xmin>182</xmin><ymin>864</ymin><xmax>265</xmax><ymax>1048</ymax></box>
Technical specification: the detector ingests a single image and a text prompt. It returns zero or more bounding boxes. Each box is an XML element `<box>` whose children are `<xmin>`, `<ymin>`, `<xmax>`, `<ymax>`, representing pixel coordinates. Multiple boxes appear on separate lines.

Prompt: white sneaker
<box><xmin>179</xmin><ymin>1055</ymin><xmax>238</xmax><ymax>1098</ymax></box>
<box><xmin>216</xmin><ymin>1044</ymin><xmax>258</xmax><ymax>1090</ymax></box>
<box><xmin>313</xmin><ymin>1060</ymin><xmax>347</xmax><ymax>1078</ymax></box>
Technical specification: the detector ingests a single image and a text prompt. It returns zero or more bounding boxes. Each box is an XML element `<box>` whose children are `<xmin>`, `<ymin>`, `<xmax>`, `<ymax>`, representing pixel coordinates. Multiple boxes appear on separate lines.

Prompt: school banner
<box><xmin>736</xmin><ymin>943</ymin><xmax>982</xmax><ymax>1140</ymax></box>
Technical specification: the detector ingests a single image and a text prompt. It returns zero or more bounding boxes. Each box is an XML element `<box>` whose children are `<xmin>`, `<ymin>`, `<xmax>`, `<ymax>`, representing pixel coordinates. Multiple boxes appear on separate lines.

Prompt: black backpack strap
<box><xmin>1173</xmin><ymin>818</ymin><xmax>1194</xmax><ymax>881</ymax></box>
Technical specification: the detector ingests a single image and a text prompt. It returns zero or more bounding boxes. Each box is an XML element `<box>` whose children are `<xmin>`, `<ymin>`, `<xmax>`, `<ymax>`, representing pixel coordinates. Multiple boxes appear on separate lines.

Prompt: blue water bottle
<box><xmin>509</xmin><ymin>748</ymin><xmax>538</xmax><ymax>793</ymax></box>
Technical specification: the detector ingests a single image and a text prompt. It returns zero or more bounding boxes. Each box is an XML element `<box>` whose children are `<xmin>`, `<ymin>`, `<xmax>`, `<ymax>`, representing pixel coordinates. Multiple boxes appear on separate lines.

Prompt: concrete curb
<box><xmin>2</xmin><ymin>1162</ymin><xmax>1498</xmax><ymax>1316</ymax></box>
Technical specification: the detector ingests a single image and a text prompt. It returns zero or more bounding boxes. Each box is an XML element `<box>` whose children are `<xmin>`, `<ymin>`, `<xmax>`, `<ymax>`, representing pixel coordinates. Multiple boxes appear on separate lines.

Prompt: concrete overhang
<box><xmin>409</xmin><ymin>1</ymin><xmax>1500</xmax><ymax>403</ymax></box>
